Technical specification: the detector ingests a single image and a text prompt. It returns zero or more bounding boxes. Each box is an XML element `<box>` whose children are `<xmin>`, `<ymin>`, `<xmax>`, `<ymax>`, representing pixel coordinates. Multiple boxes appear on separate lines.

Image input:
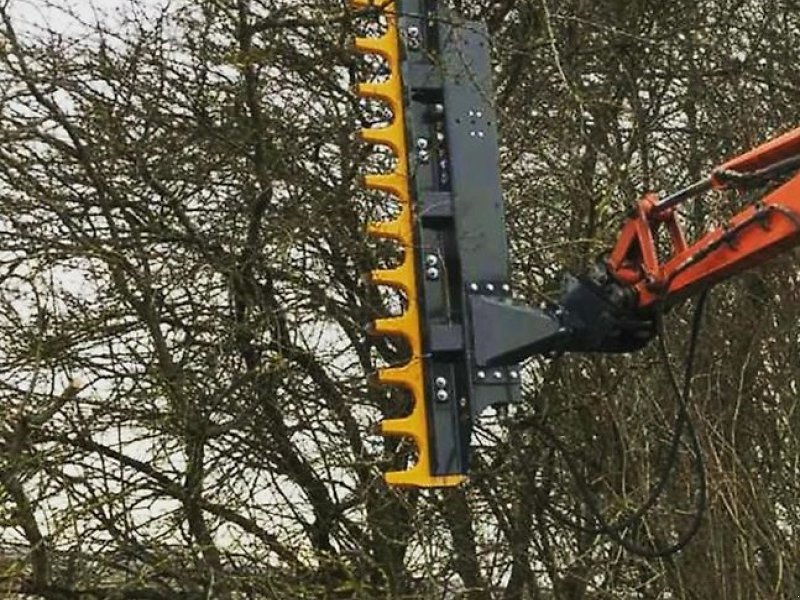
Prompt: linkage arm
<box><xmin>607</xmin><ymin>126</ymin><xmax>800</xmax><ymax>310</ymax></box>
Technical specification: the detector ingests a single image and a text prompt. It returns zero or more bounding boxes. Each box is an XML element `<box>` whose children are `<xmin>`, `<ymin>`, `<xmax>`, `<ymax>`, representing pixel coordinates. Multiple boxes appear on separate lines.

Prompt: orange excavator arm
<box><xmin>607</xmin><ymin>126</ymin><xmax>800</xmax><ymax>310</ymax></box>
<box><xmin>530</xmin><ymin>126</ymin><xmax>800</xmax><ymax>358</ymax></box>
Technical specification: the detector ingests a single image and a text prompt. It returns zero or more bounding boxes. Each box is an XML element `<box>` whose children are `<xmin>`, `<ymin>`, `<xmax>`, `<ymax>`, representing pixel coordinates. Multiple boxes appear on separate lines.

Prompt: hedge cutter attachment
<box><xmin>352</xmin><ymin>0</ymin><xmax>800</xmax><ymax>488</ymax></box>
<box><xmin>353</xmin><ymin>0</ymin><xmax>521</xmax><ymax>486</ymax></box>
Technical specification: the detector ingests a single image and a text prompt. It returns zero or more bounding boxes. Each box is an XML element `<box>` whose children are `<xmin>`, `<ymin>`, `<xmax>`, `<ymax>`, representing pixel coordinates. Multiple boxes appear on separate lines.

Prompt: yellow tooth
<box><xmin>385</xmin><ymin>465</ymin><xmax>467</xmax><ymax>488</ymax></box>
<box><xmin>363</xmin><ymin>173</ymin><xmax>408</xmax><ymax>201</ymax></box>
<box><xmin>353</xmin><ymin>35</ymin><xmax>396</xmax><ymax>61</ymax></box>
<box><xmin>349</xmin><ymin>0</ymin><xmax>380</xmax><ymax>8</ymax></box>
<box><xmin>373</xmin><ymin>312</ymin><xmax>416</xmax><ymax>338</ymax></box>
<box><xmin>375</xmin><ymin>361</ymin><xmax>418</xmax><ymax>386</ymax></box>
<box><xmin>356</xmin><ymin>81</ymin><xmax>401</xmax><ymax>115</ymax></box>
<box><xmin>370</xmin><ymin>261</ymin><xmax>414</xmax><ymax>295</ymax></box>
<box><xmin>354</xmin><ymin>1</ymin><xmax>462</xmax><ymax>487</ymax></box>
<box><xmin>359</xmin><ymin>121</ymin><xmax>404</xmax><ymax>156</ymax></box>
<box><xmin>367</xmin><ymin>219</ymin><xmax>402</xmax><ymax>240</ymax></box>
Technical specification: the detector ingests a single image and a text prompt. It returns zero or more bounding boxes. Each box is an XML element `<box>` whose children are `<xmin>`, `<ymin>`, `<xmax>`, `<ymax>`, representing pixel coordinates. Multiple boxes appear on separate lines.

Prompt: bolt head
<box><xmin>476</xmin><ymin>111</ymin><xmax>483</xmax><ymax>118</ymax></box>
<box><xmin>418</xmin><ymin>149</ymin><xmax>430</xmax><ymax>163</ymax></box>
<box><xmin>416</xmin><ymin>137</ymin><xmax>429</xmax><ymax>150</ymax></box>
<box><xmin>406</xmin><ymin>26</ymin><xmax>421</xmax><ymax>48</ymax></box>
<box><xmin>434</xmin><ymin>376</ymin><xmax>447</xmax><ymax>389</ymax></box>
<box><xmin>477</xmin><ymin>370</ymin><xmax>486</xmax><ymax>379</ymax></box>
<box><xmin>459</xmin><ymin>397</ymin><xmax>468</xmax><ymax>408</ymax></box>
<box><xmin>509</xmin><ymin>370</ymin><xmax>519</xmax><ymax>380</ymax></box>
<box><xmin>425</xmin><ymin>254</ymin><xmax>438</xmax><ymax>267</ymax></box>
<box><xmin>436</xmin><ymin>389</ymin><xmax>449</xmax><ymax>402</ymax></box>
<box><xmin>469</xmin><ymin>282</ymin><xmax>479</xmax><ymax>292</ymax></box>
<box><xmin>502</xmin><ymin>283</ymin><xmax>510</xmax><ymax>292</ymax></box>
<box><xmin>434</xmin><ymin>103</ymin><xmax>445</xmax><ymax>115</ymax></box>
<box><xmin>493</xmin><ymin>370</ymin><xmax>503</xmax><ymax>379</ymax></box>
<box><xmin>436</xmin><ymin>132</ymin><xmax>445</xmax><ymax>142</ymax></box>
<box><xmin>486</xmin><ymin>283</ymin><xmax>495</xmax><ymax>292</ymax></box>
<box><xmin>426</xmin><ymin>267</ymin><xmax>439</xmax><ymax>280</ymax></box>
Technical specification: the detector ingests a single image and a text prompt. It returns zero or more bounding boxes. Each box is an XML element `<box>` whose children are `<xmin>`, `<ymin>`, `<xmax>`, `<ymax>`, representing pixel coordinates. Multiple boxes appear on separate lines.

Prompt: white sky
<box><xmin>10</xmin><ymin>0</ymin><xmax>150</xmax><ymax>37</ymax></box>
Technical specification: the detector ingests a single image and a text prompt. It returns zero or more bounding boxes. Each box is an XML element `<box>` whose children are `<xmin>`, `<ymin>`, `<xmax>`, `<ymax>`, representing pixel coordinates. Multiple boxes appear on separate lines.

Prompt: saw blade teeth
<box><xmin>363</xmin><ymin>173</ymin><xmax>407</xmax><ymax>199</ymax></box>
<box><xmin>381</xmin><ymin>413</ymin><xmax>421</xmax><ymax>436</ymax></box>
<box><xmin>359</xmin><ymin>122</ymin><xmax>403</xmax><ymax>155</ymax></box>
<box><xmin>349</xmin><ymin>0</ymin><xmax>387</xmax><ymax>8</ymax></box>
<box><xmin>353</xmin><ymin>35</ymin><xmax>395</xmax><ymax>60</ymax></box>
<box><xmin>383</xmin><ymin>405</ymin><xmax>466</xmax><ymax>488</ymax></box>
<box><xmin>367</xmin><ymin>219</ymin><xmax>402</xmax><ymax>240</ymax></box>
<box><xmin>372</xmin><ymin>313</ymin><xmax>415</xmax><ymax>338</ymax></box>
<box><xmin>375</xmin><ymin>362</ymin><xmax>418</xmax><ymax>386</ymax></box>
<box><xmin>385</xmin><ymin>467</ymin><xmax>467</xmax><ymax>488</ymax></box>
<box><xmin>351</xmin><ymin>1</ymin><xmax>462</xmax><ymax>487</ymax></box>
<box><xmin>356</xmin><ymin>81</ymin><xmax>401</xmax><ymax>114</ymax></box>
<box><xmin>370</xmin><ymin>262</ymin><xmax>414</xmax><ymax>294</ymax></box>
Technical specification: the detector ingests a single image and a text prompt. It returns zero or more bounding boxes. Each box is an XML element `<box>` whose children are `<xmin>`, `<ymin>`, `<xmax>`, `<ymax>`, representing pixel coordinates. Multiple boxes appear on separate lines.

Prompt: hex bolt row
<box><xmin>468</xmin><ymin>282</ymin><xmax>513</xmax><ymax>293</ymax></box>
<box><xmin>476</xmin><ymin>369</ymin><xmax>520</xmax><ymax>381</ymax></box>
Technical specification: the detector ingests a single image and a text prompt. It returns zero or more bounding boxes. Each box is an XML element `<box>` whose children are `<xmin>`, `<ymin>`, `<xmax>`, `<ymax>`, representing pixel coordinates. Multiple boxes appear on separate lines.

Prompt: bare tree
<box><xmin>0</xmin><ymin>0</ymin><xmax>798</xmax><ymax>598</ymax></box>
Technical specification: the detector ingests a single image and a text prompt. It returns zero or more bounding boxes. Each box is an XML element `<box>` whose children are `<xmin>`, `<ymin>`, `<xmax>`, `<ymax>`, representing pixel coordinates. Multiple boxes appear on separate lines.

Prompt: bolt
<box><xmin>418</xmin><ymin>149</ymin><xmax>430</xmax><ymax>163</ymax></box>
<box><xmin>469</xmin><ymin>282</ymin><xmax>479</xmax><ymax>292</ymax></box>
<box><xmin>509</xmin><ymin>370</ymin><xmax>519</xmax><ymax>380</ymax></box>
<box><xmin>493</xmin><ymin>370</ymin><xmax>503</xmax><ymax>379</ymax></box>
<box><xmin>406</xmin><ymin>25</ymin><xmax>421</xmax><ymax>49</ymax></box>
<box><xmin>477</xmin><ymin>131</ymin><xmax>485</xmax><ymax>138</ymax></box>
<box><xmin>434</xmin><ymin>376</ymin><xmax>447</xmax><ymax>389</ymax></box>
<box><xmin>433</xmin><ymin>103</ymin><xmax>445</xmax><ymax>115</ymax></box>
<box><xmin>459</xmin><ymin>397</ymin><xmax>468</xmax><ymax>408</ymax></box>
<box><xmin>436</xmin><ymin>389</ymin><xmax>449</xmax><ymax>402</ymax></box>
<box><xmin>476</xmin><ymin>110</ymin><xmax>483</xmax><ymax>118</ymax></box>
<box><xmin>486</xmin><ymin>283</ymin><xmax>495</xmax><ymax>292</ymax></box>
<box><xmin>438</xmin><ymin>170</ymin><xmax>450</xmax><ymax>187</ymax></box>
<box><xmin>436</xmin><ymin>131</ymin><xmax>445</xmax><ymax>142</ymax></box>
<box><xmin>477</xmin><ymin>370</ymin><xmax>486</xmax><ymax>380</ymax></box>
<box><xmin>502</xmin><ymin>283</ymin><xmax>511</xmax><ymax>292</ymax></box>
<box><xmin>469</xmin><ymin>131</ymin><xmax>476</xmax><ymax>137</ymax></box>
<box><xmin>426</xmin><ymin>266</ymin><xmax>439</xmax><ymax>280</ymax></box>
<box><xmin>416</xmin><ymin>137</ymin><xmax>429</xmax><ymax>150</ymax></box>
<box><xmin>425</xmin><ymin>254</ymin><xmax>438</xmax><ymax>267</ymax></box>
<box><xmin>468</xmin><ymin>110</ymin><xmax>475</xmax><ymax>117</ymax></box>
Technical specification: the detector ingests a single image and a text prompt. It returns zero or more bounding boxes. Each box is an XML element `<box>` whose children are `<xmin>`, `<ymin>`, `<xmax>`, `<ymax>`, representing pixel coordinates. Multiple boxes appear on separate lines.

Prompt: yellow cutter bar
<box><xmin>351</xmin><ymin>0</ymin><xmax>464</xmax><ymax>487</ymax></box>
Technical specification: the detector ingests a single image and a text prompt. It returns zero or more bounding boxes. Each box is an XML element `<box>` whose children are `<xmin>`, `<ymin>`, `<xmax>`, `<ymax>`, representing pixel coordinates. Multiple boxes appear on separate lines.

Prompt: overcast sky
<box><xmin>11</xmin><ymin>0</ymin><xmax>143</xmax><ymax>37</ymax></box>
